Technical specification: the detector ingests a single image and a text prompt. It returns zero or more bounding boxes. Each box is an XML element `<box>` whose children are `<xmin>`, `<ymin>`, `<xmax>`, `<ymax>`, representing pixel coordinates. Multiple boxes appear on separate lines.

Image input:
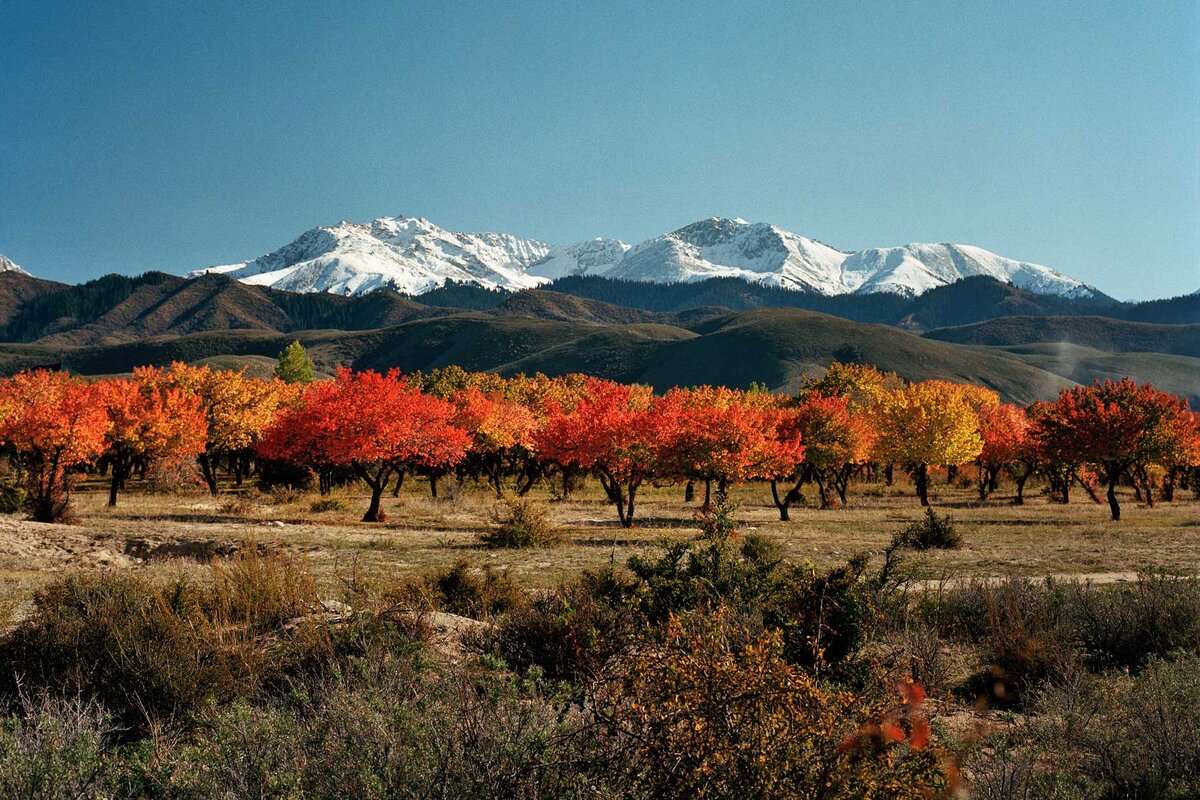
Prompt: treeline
<box><xmin>0</xmin><ymin>358</ymin><xmax>1196</xmax><ymax>525</ymax></box>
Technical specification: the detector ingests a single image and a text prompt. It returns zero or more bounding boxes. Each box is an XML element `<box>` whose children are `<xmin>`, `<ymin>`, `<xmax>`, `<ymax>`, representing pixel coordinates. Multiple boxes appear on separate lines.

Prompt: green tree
<box><xmin>274</xmin><ymin>340</ymin><xmax>315</xmax><ymax>384</ymax></box>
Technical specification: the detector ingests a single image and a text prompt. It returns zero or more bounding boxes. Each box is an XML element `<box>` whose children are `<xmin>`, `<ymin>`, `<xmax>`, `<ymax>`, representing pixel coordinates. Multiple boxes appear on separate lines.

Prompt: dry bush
<box><xmin>387</xmin><ymin>559</ymin><xmax>524</xmax><ymax>620</ymax></box>
<box><xmin>144</xmin><ymin>455</ymin><xmax>206</xmax><ymax>495</ymax></box>
<box><xmin>1065</xmin><ymin>573</ymin><xmax>1200</xmax><ymax>669</ymax></box>
<box><xmin>217</xmin><ymin>494</ymin><xmax>257</xmax><ymax>516</ymax></box>
<box><xmin>0</xmin><ymin>550</ymin><xmax>334</xmax><ymax>735</ymax></box>
<box><xmin>480</xmin><ymin>498</ymin><xmax>561</xmax><ymax>549</ymax></box>
<box><xmin>593</xmin><ymin>608</ymin><xmax>953</xmax><ymax>799</ymax></box>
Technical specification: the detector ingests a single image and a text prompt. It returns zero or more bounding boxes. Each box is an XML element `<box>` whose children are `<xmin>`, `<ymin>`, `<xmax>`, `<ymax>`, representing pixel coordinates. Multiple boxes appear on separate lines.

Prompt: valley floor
<box><xmin>3</xmin><ymin>476</ymin><xmax>1197</xmax><ymax>618</ymax></box>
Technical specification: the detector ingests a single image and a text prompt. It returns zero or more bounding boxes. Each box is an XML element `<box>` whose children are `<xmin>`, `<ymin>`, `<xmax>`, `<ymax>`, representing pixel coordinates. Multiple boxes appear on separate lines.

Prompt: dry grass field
<box><xmin>3</xmin><ymin>473</ymin><xmax>1197</xmax><ymax>621</ymax></box>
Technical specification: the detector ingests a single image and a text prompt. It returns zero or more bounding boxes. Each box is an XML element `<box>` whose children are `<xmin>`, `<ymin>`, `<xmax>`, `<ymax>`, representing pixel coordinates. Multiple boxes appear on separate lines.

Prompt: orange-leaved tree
<box><xmin>259</xmin><ymin>368</ymin><xmax>469</xmax><ymax>521</ymax></box>
<box><xmin>874</xmin><ymin>380</ymin><xmax>985</xmax><ymax>506</ymax></box>
<box><xmin>98</xmin><ymin>369</ymin><xmax>208</xmax><ymax>506</ymax></box>
<box><xmin>536</xmin><ymin>377</ymin><xmax>661</xmax><ymax>528</ymax></box>
<box><xmin>774</xmin><ymin>392</ymin><xmax>876</xmax><ymax>515</ymax></box>
<box><xmin>0</xmin><ymin>370</ymin><xmax>108</xmax><ymax>522</ymax></box>
<box><xmin>975</xmin><ymin>402</ymin><xmax>1033</xmax><ymax>503</ymax></box>
<box><xmin>656</xmin><ymin>386</ymin><xmax>804</xmax><ymax>509</ymax></box>
<box><xmin>451</xmin><ymin>387</ymin><xmax>539</xmax><ymax>496</ymax></box>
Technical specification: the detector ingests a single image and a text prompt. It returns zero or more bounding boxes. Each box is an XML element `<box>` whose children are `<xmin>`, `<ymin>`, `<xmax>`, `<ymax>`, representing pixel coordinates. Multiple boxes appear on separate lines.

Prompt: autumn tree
<box><xmin>0</xmin><ymin>370</ymin><xmax>107</xmax><ymax>522</ymax></box>
<box><xmin>259</xmin><ymin>368</ymin><xmax>469</xmax><ymax>521</ymax></box>
<box><xmin>451</xmin><ymin>387</ymin><xmax>538</xmax><ymax>496</ymax></box>
<box><xmin>975</xmin><ymin>403</ymin><xmax>1032</xmax><ymax>503</ymax></box>
<box><xmin>771</xmin><ymin>392</ymin><xmax>875</xmax><ymax>515</ymax></box>
<box><xmin>874</xmin><ymin>380</ymin><xmax>985</xmax><ymax>506</ymax></box>
<box><xmin>1035</xmin><ymin>379</ymin><xmax>1199</xmax><ymax>520</ymax></box>
<box><xmin>274</xmin><ymin>340</ymin><xmax>315</xmax><ymax>384</ymax></box>
<box><xmin>656</xmin><ymin>387</ymin><xmax>803</xmax><ymax>509</ymax></box>
<box><xmin>98</xmin><ymin>370</ymin><xmax>207</xmax><ymax>506</ymax></box>
<box><xmin>536</xmin><ymin>378</ymin><xmax>660</xmax><ymax>527</ymax></box>
<box><xmin>160</xmin><ymin>364</ymin><xmax>289</xmax><ymax>493</ymax></box>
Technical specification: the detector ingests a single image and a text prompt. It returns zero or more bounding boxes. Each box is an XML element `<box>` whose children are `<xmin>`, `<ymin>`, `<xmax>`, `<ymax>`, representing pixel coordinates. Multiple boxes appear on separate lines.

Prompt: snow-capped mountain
<box><xmin>191</xmin><ymin>215</ymin><xmax>1099</xmax><ymax>300</ymax></box>
<box><xmin>608</xmin><ymin>219</ymin><xmax>1095</xmax><ymax>298</ymax></box>
<box><xmin>192</xmin><ymin>216</ymin><xmax>552</xmax><ymax>296</ymax></box>
<box><xmin>526</xmin><ymin>238</ymin><xmax>630</xmax><ymax>280</ymax></box>
<box><xmin>0</xmin><ymin>254</ymin><xmax>29</xmax><ymax>275</ymax></box>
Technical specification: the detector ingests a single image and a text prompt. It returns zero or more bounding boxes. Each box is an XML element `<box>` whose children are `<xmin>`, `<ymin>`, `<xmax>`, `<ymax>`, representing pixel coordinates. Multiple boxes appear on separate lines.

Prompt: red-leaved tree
<box><xmin>536</xmin><ymin>377</ymin><xmax>661</xmax><ymax>528</ymax></box>
<box><xmin>259</xmin><ymin>369</ymin><xmax>469</xmax><ymax>521</ymax></box>
<box><xmin>1035</xmin><ymin>379</ymin><xmax>1197</xmax><ymax>520</ymax></box>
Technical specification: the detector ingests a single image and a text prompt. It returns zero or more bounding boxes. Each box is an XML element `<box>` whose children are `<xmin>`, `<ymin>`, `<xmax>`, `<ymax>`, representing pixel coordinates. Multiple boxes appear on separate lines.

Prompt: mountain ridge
<box><xmin>183</xmin><ymin>215</ymin><xmax>1104</xmax><ymax>301</ymax></box>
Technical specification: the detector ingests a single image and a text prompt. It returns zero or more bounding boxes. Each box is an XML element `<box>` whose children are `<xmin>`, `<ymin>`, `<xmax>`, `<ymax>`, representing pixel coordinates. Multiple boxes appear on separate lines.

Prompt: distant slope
<box><xmin>999</xmin><ymin>343</ymin><xmax>1200</xmax><ymax>408</ymax></box>
<box><xmin>0</xmin><ymin>272</ymin><xmax>450</xmax><ymax>345</ymax></box>
<box><xmin>0</xmin><ymin>307</ymin><xmax>1080</xmax><ymax>405</ymax></box>
<box><xmin>924</xmin><ymin>316</ymin><xmax>1200</xmax><ymax>357</ymax></box>
<box><xmin>0</xmin><ymin>272</ymin><xmax>68</xmax><ymax>333</ymax></box>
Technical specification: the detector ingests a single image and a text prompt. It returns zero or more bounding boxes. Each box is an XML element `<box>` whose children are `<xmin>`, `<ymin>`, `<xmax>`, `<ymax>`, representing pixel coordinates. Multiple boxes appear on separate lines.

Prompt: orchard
<box><xmin>0</xmin><ymin>362</ymin><xmax>1196</xmax><ymax>524</ymax></box>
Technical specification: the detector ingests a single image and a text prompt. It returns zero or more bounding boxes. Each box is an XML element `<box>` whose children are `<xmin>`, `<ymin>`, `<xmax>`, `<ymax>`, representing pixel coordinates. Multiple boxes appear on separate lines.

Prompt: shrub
<box><xmin>144</xmin><ymin>455</ymin><xmax>206</xmax><ymax>495</ymax></box>
<box><xmin>488</xmin><ymin>566</ymin><xmax>637</xmax><ymax>682</ymax></box>
<box><xmin>171</xmin><ymin>651</ymin><xmax>601</xmax><ymax>799</ymax></box>
<box><xmin>896</xmin><ymin>508</ymin><xmax>962</xmax><ymax>551</ymax></box>
<box><xmin>1033</xmin><ymin>654</ymin><xmax>1200</xmax><ymax>798</ymax></box>
<box><xmin>217</xmin><ymin>495</ymin><xmax>256</xmax><ymax>516</ymax></box>
<box><xmin>0</xmin><ymin>481</ymin><xmax>23</xmax><ymax>514</ymax></box>
<box><xmin>1065</xmin><ymin>573</ymin><xmax>1200</xmax><ymax>670</ymax></box>
<box><xmin>0</xmin><ymin>695</ymin><xmax>117</xmax><ymax>799</ymax></box>
<box><xmin>594</xmin><ymin>609</ymin><xmax>952</xmax><ymax>799</ymax></box>
<box><xmin>391</xmin><ymin>560</ymin><xmax>524</xmax><ymax>620</ymax></box>
<box><xmin>310</xmin><ymin>497</ymin><xmax>346</xmax><ymax>513</ymax></box>
<box><xmin>0</xmin><ymin>550</ymin><xmax>331</xmax><ymax>734</ymax></box>
<box><xmin>967</xmin><ymin>578</ymin><xmax>1075</xmax><ymax>707</ymax></box>
<box><xmin>480</xmin><ymin>498</ymin><xmax>561</xmax><ymax>548</ymax></box>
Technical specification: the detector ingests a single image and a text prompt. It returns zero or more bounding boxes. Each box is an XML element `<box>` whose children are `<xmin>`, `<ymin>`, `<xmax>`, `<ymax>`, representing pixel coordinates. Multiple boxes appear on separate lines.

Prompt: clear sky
<box><xmin>2</xmin><ymin>1</ymin><xmax>1197</xmax><ymax>300</ymax></box>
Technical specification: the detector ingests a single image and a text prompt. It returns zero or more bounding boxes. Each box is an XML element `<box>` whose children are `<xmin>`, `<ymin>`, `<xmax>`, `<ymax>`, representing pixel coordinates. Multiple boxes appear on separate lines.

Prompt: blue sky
<box><xmin>2</xmin><ymin>1</ymin><xmax>1197</xmax><ymax>299</ymax></box>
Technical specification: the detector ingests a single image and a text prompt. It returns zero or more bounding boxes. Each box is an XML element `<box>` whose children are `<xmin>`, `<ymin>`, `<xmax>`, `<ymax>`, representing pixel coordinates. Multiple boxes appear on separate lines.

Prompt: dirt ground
<box><xmin>2</xmin><ymin>474</ymin><xmax>1197</xmax><ymax>623</ymax></box>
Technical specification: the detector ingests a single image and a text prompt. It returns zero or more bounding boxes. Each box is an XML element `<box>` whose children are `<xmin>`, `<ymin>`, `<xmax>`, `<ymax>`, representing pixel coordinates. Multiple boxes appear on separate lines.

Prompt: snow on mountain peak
<box><xmin>189</xmin><ymin>215</ymin><xmax>1099</xmax><ymax>300</ymax></box>
<box><xmin>190</xmin><ymin>216</ymin><xmax>552</xmax><ymax>296</ymax></box>
<box><xmin>0</xmin><ymin>254</ymin><xmax>29</xmax><ymax>275</ymax></box>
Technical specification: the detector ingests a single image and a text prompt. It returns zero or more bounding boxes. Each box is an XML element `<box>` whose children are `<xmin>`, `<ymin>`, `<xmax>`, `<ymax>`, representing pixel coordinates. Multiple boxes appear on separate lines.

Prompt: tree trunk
<box><xmin>684</xmin><ymin>480</ymin><xmax>695</xmax><ymax>503</ymax></box>
<box><xmin>884</xmin><ymin>464</ymin><xmax>894</xmax><ymax>486</ymax></box>
<box><xmin>946</xmin><ymin>464</ymin><xmax>958</xmax><ymax>485</ymax></box>
<box><xmin>198</xmin><ymin>452</ymin><xmax>219</xmax><ymax>495</ymax></box>
<box><xmin>355</xmin><ymin>464</ymin><xmax>392</xmax><ymax>522</ymax></box>
<box><xmin>391</xmin><ymin>470</ymin><xmax>405</xmax><ymax>497</ymax></box>
<box><xmin>1014</xmin><ymin>473</ymin><xmax>1028</xmax><ymax>505</ymax></box>
<box><xmin>108</xmin><ymin>454</ymin><xmax>124</xmax><ymax>507</ymax></box>
<box><xmin>770</xmin><ymin>479</ymin><xmax>790</xmax><ymax>521</ymax></box>
<box><xmin>914</xmin><ymin>463</ymin><xmax>929</xmax><ymax>507</ymax></box>
<box><xmin>702</xmin><ymin>479</ymin><xmax>712</xmax><ymax>510</ymax></box>
<box><xmin>1106</xmin><ymin>479</ymin><xmax>1121</xmax><ymax>521</ymax></box>
<box><xmin>429</xmin><ymin>473</ymin><xmax>439</xmax><ymax>499</ymax></box>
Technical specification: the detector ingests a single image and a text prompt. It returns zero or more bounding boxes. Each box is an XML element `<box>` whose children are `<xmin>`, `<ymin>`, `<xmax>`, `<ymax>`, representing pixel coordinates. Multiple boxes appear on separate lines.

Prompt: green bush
<box><xmin>0</xmin><ymin>481</ymin><xmax>23</xmax><ymax>514</ymax></box>
<box><xmin>0</xmin><ymin>696</ymin><xmax>117</xmax><ymax>799</ymax></box>
<box><xmin>480</xmin><ymin>498</ymin><xmax>561</xmax><ymax>548</ymax></box>
<box><xmin>488</xmin><ymin>566</ymin><xmax>637</xmax><ymax>682</ymax></box>
<box><xmin>392</xmin><ymin>559</ymin><xmax>524</xmax><ymax>620</ymax></box>
<box><xmin>896</xmin><ymin>508</ymin><xmax>962</xmax><ymax>551</ymax></box>
<box><xmin>310</xmin><ymin>497</ymin><xmax>347</xmax><ymax>513</ymax></box>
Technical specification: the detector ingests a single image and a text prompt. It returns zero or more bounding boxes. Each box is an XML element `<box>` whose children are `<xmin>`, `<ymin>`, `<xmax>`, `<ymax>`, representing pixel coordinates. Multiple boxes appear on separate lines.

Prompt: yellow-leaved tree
<box><xmin>157</xmin><ymin>363</ymin><xmax>290</xmax><ymax>493</ymax></box>
<box><xmin>874</xmin><ymin>379</ymin><xmax>986</xmax><ymax>505</ymax></box>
